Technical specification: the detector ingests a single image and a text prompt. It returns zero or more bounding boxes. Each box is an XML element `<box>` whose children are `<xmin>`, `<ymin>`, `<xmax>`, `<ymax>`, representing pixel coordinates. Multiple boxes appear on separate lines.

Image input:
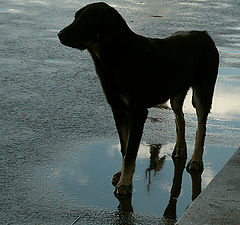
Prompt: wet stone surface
<box><xmin>0</xmin><ymin>0</ymin><xmax>239</xmax><ymax>224</ymax></box>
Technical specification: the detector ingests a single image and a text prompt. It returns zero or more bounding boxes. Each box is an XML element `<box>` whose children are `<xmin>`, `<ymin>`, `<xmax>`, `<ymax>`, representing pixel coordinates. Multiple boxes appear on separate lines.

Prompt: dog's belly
<box><xmin>113</xmin><ymin>84</ymin><xmax>174</xmax><ymax>109</ymax></box>
<box><xmin>130</xmin><ymin>72</ymin><xmax>192</xmax><ymax>108</ymax></box>
<box><xmin>105</xmin><ymin>68</ymin><xmax>193</xmax><ymax>109</ymax></box>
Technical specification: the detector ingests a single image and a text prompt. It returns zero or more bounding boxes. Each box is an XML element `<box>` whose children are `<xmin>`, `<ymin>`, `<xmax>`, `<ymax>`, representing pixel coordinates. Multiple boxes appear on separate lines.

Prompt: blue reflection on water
<box><xmin>55</xmin><ymin>141</ymin><xmax>236</xmax><ymax>218</ymax></box>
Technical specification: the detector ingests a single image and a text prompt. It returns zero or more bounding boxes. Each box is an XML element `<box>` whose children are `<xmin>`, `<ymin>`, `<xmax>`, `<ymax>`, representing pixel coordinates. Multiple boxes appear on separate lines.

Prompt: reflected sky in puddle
<box><xmin>0</xmin><ymin>8</ymin><xmax>22</xmax><ymax>13</ymax></box>
<box><xmin>180</xmin><ymin>47</ymin><xmax>240</xmax><ymax>121</ymax></box>
<box><xmin>54</xmin><ymin>141</ymin><xmax>235</xmax><ymax>219</ymax></box>
<box><xmin>182</xmin><ymin>74</ymin><xmax>240</xmax><ymax>121</ymax></box>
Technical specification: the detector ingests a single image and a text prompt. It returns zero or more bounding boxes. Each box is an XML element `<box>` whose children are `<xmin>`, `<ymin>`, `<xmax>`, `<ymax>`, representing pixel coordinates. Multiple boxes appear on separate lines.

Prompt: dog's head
<box><xmin>58</xmin><ymin>2</ymin><xmax>129</xmax><ymax>50</ymax></box>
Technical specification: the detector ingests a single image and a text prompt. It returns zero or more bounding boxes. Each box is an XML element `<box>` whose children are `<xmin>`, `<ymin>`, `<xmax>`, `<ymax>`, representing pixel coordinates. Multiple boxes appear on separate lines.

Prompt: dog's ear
<box><xmin>101</xmin><ymin>6</ymin><xmax>130</xmax><ymax>41</ymax></box>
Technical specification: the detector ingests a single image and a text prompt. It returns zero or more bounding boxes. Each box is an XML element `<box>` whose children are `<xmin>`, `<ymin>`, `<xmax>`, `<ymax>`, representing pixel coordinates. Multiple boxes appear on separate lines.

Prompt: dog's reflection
<box><xmin>164</xmin><ymin>157</ymin><xmax>202</xmax><ymax>220</ymax></box>
<box><xmin>114</xmin><ymin>144</ymin><xmax>202</xmax><ymax>219</ymax></box>
<box><xmin>114</xmin><ymin>192</ymin><xmax>133</xmax><ymax>213</ymax></box>
<box><xmin>163</xmin><ymin>156</ymin><xmax>186</xmax><ymax>219</ymax></box>
<box><xmin>145</xmin><ymin>144</ymin><xmax>166</xmax><ymax>191</ymax></box>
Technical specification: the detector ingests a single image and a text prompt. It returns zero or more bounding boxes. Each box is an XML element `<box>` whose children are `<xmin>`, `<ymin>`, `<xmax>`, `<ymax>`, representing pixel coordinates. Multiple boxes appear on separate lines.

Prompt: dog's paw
<box><xmin>172</xmin><ymin>147</ymin><xmax>187</xmax><ymax>159</ymax></box>
<box><xmin>112</xmin><ymin>171</ymin><xmax>121</xmax><ymax>187</ymax></box>
<box><xmin>115</xmin><ymin>183</ymin><xmax>132</xmax><ymax>195</ymax></box>
<box><xmin>186</xmin><ymin>160</ymin><xmax>204</xmax><ymax>173</ymax></box>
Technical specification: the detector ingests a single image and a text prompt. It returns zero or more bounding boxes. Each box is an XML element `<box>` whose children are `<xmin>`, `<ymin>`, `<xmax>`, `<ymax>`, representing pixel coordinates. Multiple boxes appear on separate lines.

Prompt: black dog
<box><xmin>58</xmin><ymin>2</ymin><xmax>219</xmax><ymax>195</ymax></box>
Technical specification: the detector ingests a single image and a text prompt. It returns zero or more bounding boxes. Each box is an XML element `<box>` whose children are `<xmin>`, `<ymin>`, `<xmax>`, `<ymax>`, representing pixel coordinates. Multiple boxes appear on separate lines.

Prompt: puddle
<box><xmin>53</xmin><ymin>141</ymin><xmax>235</xmax><ymax>220</ymax></box>
<box><xmin>218</xmin><ymin>47</ymin><xmax>240</xmax><ymax>55</ymax></box>
<box><xmin>0</xmin><ymin>8</ymin><xmax>21</xmax><ymax>13</ymax></box>
<box><xmin>170</xmin><ymin>64</ymin><xmax>240</xmax><ymax>121</ymax></box>
<box><xmin>8</xmin><ymin>0</ymin><xmax>49</xmax><ymax>6</ymax></box>
<box><xmin>163</xmin><ymin>76</ymin><xmax>240</xmax><ymax>121</ymax></box>
<box><xmin>190</xmin><ymin>80</ymin><xmax>239</xmax><ymax>120</ymax></box>
<box><xmin>151</xmin><ymin>46</ymin><xmax>240</xmax><ymax>122</ymax></box>
<box><xmin>179</xmin><ymin>2</ymin><xmax>202</xmax><ymax>7</ymax></box>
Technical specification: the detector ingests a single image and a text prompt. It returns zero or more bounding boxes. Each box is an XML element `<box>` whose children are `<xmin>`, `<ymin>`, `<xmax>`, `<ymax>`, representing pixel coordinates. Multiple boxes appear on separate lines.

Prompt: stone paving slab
<box><xmin>176</xmin><ymin>147</ymin><xmax>240</xmax><ymax>225</ymax></box>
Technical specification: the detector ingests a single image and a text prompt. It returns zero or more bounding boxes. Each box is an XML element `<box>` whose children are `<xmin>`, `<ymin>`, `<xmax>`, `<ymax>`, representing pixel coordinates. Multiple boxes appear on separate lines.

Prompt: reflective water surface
<box><xmin>182</xmin><ymin>47</ymin><xmax>240</xmax><ymax>121</ymax></box>
<box><xmin>53</xmin><ymin>141</ymin><xmax>235</xmax><ymax>223</ymax></box>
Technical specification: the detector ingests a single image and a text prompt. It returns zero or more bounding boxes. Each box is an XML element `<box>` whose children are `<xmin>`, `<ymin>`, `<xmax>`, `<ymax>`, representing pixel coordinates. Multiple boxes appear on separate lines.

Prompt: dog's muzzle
<box><xmin>58</xmin><ymin>30</ymin><xmax>86</xmax><ymax>50</ymax></box>
<box><xmin>58</xmin><ymin>30</ymin><xmax>68</xmax><ymax>45</ymax></box>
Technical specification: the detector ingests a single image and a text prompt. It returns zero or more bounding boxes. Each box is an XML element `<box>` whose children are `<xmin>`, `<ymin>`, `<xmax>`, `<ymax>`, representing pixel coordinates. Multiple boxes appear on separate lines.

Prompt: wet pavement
<box><xmin>0</xmin><ymin>0</ymin><xmax>239</xmax><ymax>224</ymax></box>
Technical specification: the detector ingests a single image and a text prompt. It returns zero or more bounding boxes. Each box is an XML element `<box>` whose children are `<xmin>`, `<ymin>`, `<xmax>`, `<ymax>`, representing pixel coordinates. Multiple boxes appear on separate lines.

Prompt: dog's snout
<box><xmin>58</xmin><ymin>30</ymin><xmax>69</xmax><ymax>46</ymax></box>
<box><xmin>57</xmin><ymin>30</ymin><xmax>65</xmax><ymax>40</ymax></box>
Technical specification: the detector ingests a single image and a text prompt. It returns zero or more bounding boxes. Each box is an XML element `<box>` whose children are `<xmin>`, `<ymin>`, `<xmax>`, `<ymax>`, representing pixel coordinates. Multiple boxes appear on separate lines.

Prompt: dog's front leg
<box><xmin>115</xmin><ymin>108</ymin><xmax>148</xmax><ymax>195</ymax></box>
<box><xmin>112</xmin><ymin>108</ymin><xmax>130</xmax><ymax>157</ymax></box>
<box><xmin>112</xmin><ymin>108</ymin><xmax>130</xmax><ymax>187</ymax></box>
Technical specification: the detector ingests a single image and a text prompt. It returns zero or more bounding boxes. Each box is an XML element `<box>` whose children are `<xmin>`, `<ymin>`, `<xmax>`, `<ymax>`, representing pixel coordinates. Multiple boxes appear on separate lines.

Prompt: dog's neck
<box><xmin>87</xmin><ymin>43</ymin><xmax>103</xmax><ymax>62</ymax></box>
<box><xmin>87</xmin><ymin>29</ymin><xmax>137</xmax><ymax>61</ymax></box>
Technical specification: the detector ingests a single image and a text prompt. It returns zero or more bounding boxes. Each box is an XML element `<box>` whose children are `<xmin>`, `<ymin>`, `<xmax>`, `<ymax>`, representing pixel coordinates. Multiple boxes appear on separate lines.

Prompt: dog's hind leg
<box><xmin>187</xmin><ymin>84</ymin><xmax>215</xmax><ymax>173</ymax></box>
<box><xmin>170</xmin><ymin>90</ymin><xmax>188</xmax><ymax>159</ymax></box>
<box><xmin>187</xmin><ymin>44</ymin><xmax>219</xmax><ymax>172</ymax></box>
<box><xmin>115</xmin><ymin>108</ymin><xmax>148</xmax><ymax>195</ymax></box>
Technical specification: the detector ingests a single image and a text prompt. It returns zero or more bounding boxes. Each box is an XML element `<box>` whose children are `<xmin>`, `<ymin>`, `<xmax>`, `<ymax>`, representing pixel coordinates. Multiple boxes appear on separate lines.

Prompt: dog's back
<box><xmin>98</xmin><ymin>30</ymin><xmax>219</xmax><ymax>108</ymax></box>
<box><xmin>142</xmin><ymin>31</ymin><xmax>219</xmax><ymax>106</ymax></box>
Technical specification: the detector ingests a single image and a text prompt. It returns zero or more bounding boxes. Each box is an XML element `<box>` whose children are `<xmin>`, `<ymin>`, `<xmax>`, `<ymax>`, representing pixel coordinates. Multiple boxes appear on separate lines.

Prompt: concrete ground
<box><xmin>177</xmin><ymin>147</ymin><xmax>240</xmax><ymax>225</ymax></box>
